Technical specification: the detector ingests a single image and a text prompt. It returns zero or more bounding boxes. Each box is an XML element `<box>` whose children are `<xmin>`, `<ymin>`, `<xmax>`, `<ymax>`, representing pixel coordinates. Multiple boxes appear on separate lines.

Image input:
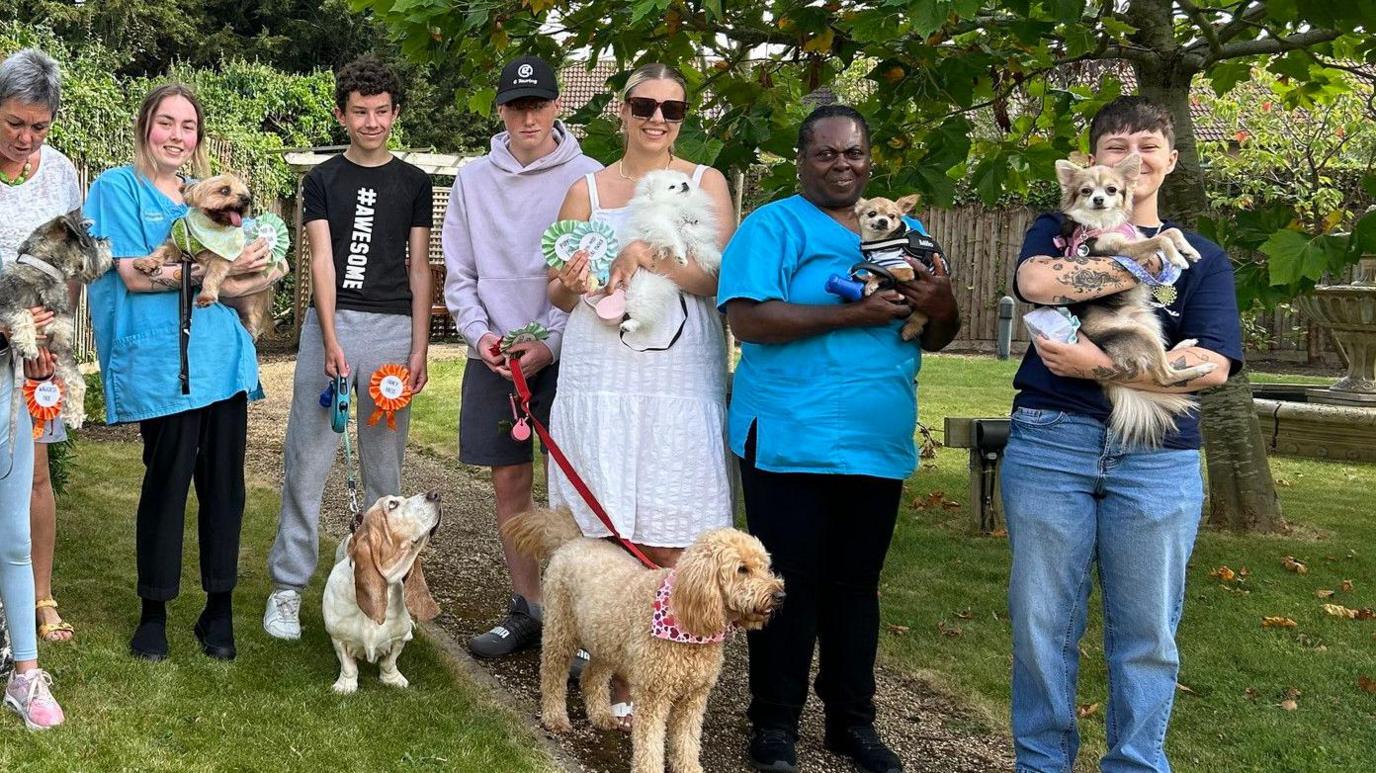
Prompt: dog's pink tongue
<box><xmin>229</xmin><ymin>211</ymin><xmax>243</xmax><ymax>227</ymax></box>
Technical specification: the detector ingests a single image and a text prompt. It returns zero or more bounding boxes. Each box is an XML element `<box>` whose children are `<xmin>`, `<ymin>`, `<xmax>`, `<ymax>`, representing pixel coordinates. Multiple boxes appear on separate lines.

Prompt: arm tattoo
<box><xmin>1057</xmin><ymin>269</ymin><xmax>1119</xmax><ymax>293</ymax></box>
<box><xmin>1170</xmin><ymin>355</ymin><xmax>1188</xmax><ymax>370</ymax></box>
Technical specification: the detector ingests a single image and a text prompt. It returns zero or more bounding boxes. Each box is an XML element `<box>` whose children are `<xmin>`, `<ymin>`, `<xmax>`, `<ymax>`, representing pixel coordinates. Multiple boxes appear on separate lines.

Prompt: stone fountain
<box><xmin>1253</xmin><ymin>257</ymin><xmax>1376</xmax><ymax>462</ymax></box>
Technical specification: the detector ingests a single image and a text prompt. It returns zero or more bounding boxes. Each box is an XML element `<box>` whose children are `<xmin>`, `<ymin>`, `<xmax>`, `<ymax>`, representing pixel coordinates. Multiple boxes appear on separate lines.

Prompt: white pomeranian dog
<box><xmin>619</xmin><ymin>169</ymin><xmax>720</xmax><ymax>335</ymax></box>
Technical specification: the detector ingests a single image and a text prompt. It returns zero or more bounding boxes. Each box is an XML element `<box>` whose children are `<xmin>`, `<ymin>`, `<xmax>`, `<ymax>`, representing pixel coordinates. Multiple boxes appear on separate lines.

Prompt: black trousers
<box><xmin>740</xmin><ymin>428</ymin><xmax>903</xmax><ymax>734</ymax></box>
<box><xmin>135</xmin><ymin>393</ymin><xmax>248</xmax><ymax>601</ymax></box>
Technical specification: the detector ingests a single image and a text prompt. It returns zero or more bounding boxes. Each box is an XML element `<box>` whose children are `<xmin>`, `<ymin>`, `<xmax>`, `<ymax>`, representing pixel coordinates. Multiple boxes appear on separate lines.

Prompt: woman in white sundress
<box><xmin>545</xmin><ymin>64</ymin><xmax>736</xmax><ymax>722</ymax></box>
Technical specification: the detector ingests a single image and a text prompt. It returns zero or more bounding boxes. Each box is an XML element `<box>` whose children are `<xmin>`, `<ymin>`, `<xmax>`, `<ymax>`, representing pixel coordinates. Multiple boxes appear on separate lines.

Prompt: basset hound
<box><xmin>322</xmin><ymin>492</ymin><xmax>442</xmax><ymax>694</ymax></box>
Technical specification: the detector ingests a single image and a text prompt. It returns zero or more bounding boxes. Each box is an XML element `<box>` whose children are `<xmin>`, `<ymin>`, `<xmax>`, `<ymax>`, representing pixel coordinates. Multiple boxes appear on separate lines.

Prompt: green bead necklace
<box><xmin>0</xmin><ymin>158</ymin><xmax>33</xmax><ymax>186</ymax></box>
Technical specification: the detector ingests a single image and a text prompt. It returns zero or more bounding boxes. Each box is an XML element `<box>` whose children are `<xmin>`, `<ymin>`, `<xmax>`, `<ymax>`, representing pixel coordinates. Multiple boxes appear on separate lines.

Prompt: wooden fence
<box><xmin>53</xmin><ymin>157</ymin><xmax>1334</xmax><ymax>363</ymax></box>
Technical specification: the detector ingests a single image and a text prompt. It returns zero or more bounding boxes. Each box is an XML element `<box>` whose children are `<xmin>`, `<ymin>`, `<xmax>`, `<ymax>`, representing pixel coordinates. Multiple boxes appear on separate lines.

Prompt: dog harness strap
<box><xmin>508</xmin><ymin>353</ymin><xmax>659</xmax><ymax>570</ymax></box>
<box><xmin>14</xmin><ymin>255</ymin><xmax>66</xmax><ymax>283</ymax></box>
<box><xmin>619</xmin><ymin>294</ymin><xmax>688</xmax><ymax>353</ymax></box>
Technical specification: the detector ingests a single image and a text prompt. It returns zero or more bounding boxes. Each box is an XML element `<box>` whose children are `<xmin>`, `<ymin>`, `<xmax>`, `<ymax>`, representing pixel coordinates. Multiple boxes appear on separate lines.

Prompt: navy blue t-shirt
<box><xmin>1011</xmin><ymin>213</ymin><xmax>1244</xmax><ymax>449</ymax></box>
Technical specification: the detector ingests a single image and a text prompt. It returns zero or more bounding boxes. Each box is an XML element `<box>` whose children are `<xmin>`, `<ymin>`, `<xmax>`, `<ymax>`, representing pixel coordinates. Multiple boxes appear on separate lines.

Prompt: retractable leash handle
<box><xmin>331</xmin><ymin>374</ymin><xmax>349</xmax><ymax>434</ymax></box>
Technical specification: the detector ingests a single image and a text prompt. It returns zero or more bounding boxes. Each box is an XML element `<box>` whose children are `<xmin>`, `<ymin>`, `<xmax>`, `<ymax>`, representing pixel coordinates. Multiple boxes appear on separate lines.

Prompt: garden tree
<box><xmin>357</xmin><ymin>0</ymin><xmax>1376</xmax><ymax>532</ymax></box>
<box><xmin>4</xmin><ymin>0</ymin><xmax>495</xmax><ymax>151</ymax></box>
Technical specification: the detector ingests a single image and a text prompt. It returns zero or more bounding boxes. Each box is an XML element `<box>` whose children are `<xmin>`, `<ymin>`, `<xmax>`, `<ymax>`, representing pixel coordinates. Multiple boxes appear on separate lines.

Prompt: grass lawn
<box><xmin>0</xmin><ymin>441</ymin><xmax>554</xmax><ymax>773</ymax></box>
<box><xmin>413</xmin><ymin>351</ymin><xmax>1376</xmax><ymax>771</ymax></box>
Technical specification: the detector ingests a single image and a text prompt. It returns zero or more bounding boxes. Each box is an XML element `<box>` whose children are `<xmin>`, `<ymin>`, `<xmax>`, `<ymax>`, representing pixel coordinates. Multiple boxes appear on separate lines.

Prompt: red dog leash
<box><xmin>500</xmin><ymin>345</ymin><xmax>659</xmax><ymax>570</ymax></box>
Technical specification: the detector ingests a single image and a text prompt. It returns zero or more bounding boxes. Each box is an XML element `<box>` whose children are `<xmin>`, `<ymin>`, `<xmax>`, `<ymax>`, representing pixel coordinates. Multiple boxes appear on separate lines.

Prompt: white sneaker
<box><xmin>263</xmin><ymin>589</ymin><xmax>302</xmax><ymax>640</ymax></box>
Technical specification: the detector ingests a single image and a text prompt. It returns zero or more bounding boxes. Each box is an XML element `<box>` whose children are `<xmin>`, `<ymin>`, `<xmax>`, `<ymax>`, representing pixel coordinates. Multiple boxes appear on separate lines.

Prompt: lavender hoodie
<box><xmin>443</xmin><ymin>122</ymin><xmax>602</xmax><ymax>360</ymax></box>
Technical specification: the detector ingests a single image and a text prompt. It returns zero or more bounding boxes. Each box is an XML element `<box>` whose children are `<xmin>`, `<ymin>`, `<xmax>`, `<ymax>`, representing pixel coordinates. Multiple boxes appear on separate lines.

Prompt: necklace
<box><xmin>0</xmin><ymin>156</ymin><xmax>34</xmax><ymax>187</ymax></box>
<box><xmin>617</xmin><ymin>153</ymin><xmax>673</xmax><ymax>181</ymax></box>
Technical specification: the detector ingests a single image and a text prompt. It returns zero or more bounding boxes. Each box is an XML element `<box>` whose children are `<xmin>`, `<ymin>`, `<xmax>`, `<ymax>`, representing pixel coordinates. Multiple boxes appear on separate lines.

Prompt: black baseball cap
<box><xmin>495</xmin><ymin>56</ymin><xmax>559</xmax><ymax>105</ymax></box>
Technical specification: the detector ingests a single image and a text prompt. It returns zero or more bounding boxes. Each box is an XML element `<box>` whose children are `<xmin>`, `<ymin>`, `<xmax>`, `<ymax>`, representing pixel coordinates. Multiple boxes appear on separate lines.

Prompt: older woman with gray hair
<box><xmin>0</xmin><ymin>47</ymin><xmax>73</xmax><ymax>730</ymax></box>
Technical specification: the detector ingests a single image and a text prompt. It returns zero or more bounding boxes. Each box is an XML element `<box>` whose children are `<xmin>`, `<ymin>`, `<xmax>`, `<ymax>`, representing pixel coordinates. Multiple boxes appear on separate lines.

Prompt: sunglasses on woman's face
<box><xmin>627</xmin><ymin>97</ymin><xmax>688</xmax><ymax>122</ymax></box>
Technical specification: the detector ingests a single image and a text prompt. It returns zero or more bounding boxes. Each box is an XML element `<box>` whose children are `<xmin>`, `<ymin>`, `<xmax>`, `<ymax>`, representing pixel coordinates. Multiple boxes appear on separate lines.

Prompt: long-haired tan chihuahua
<box><xmin>1053</xmin><ymin>154</ymin><xmax>1217</xmax><ymax>446</ymax></box>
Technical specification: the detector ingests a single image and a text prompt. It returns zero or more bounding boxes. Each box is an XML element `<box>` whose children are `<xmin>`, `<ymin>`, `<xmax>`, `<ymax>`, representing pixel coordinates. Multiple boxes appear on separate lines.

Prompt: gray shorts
<box><xmin>458</xmin><ymin>357</ymin><xmax>558</xmax><ymax>467</ymax></box>
<box><xmin>36</xmin><ymin>418</ymin><xmax>66</xmax><ymax>445</ymax></box>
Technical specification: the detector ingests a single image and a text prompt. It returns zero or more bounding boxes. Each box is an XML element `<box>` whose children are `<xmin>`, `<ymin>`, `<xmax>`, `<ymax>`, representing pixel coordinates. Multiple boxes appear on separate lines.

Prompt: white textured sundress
<box><xmin>547</xmin><ymin>165</ymin><xmax>733</xmax><ymax>547</ymax></box>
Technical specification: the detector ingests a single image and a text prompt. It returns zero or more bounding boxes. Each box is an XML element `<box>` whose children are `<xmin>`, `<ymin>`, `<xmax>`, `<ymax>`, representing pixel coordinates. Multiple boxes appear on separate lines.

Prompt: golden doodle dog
<box><xmin>322</xmin><ymin>492</ymin><xmax>442</xmax><ymax>694</ymax></box>
<box><xmin>503</xmin><ymin>507</ymin><xmax>785</xmax><ymax>773</ymax></box>
<box><xmin>131</xmin><ymin>173</ymin><xmax>277</xmax><ymax>338</ymax></box>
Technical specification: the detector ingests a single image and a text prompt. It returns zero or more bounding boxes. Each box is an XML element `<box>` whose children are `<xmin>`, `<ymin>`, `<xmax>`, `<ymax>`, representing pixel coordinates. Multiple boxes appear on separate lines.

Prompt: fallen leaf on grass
<box><xmin>1176</xmin><ymin>682</ymin><xmax>1198</xmax><ymax>696</ymax></box>
<box><xmin>1358</xmin><ymin>676</ymin><xmax>1376</xmax><ymax>695</ymax></box>
<box><xmin>1321</xmin><ymin>603</ymin><xmax>1376</xmax><ymax>620</ymax></box>
<box><xmin>884</xmin><ymin>623</ymin><xmax>910</xmax><ymax>636</ymax></box>
<box><xmin>1340</xmin><ymin>579</ymin><xmax>1354</xmax><ymax>593</ymax></box>
<box><xmin>1281</xmin><ymin>555</ymin><xmax>1308</xmax><ymax>575</ymax></box>
<box><xmin>1077</xmin><ymin>703</ymin><xmax>1099</xmax><ymax>718</ymax></box>
<box><xmin>937</xmin><ymin>621</ymin><xmax>963</xmax><ymax>638</ymax></box>
<box><xmin>1276</xmin><ymin>478</ymin><xmax>1292</xmax><ymax>487</ymax></box>
<box><xmin>1262</xmin><ymin>616</ymin><xmax>1298</xmax><ymax>629</ymax></box>
<box><xmin>1279</xmin><ymin>699</ymin><xmax>1298</xmax><ymax>711</ymax></box>
<box><xmin>1243</xmin><ymin>687</ymin><xmax>1259</xmax><ymax>700</ymax></box>
<box><xmin>911</xmin><ymin>491</ymin><xmax>946</xmax><ymax>510</ymax></box>
<box><xmin>1209</xmin><ymin>566</ymin><xmax>1236</xmax><ymax>583</ymax></box>
<box><xmin>955</xmin><ymin>608</ymin><xmax>974</xmax><ymax>620</ymax></box>
<box><xmin>1239</xmin><ymin>566</ymin><xmax>1251</xmax><ymax>578</ymax></box>
<box><xmin>1315</xmin><ymin>589</ymin><xmax>1336</xmax><ymax>599</ymax></box>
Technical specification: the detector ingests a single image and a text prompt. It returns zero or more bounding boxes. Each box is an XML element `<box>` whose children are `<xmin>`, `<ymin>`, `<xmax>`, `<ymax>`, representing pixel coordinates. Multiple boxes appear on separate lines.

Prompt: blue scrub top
<box><xmin>84</xmin><ymin>166</ymin><xmax>263</xmax><ymax>424</ymax></box>
<box><xmin>718</xmin><ymin>195</ymin><xmax>926</xmax><ymax>480</ymax></box>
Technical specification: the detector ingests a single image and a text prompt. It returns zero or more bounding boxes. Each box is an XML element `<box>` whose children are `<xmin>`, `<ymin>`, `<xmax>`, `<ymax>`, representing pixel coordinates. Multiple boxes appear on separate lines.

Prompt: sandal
<box><xmin>611</xmin><ymin>701</ymin><xmax>634</xmax><ymax>733</ymax></box>
<box><xmin>35</xmin><ymin>599</ymin><xmax>74</xmax><ymax>643</ymax></box>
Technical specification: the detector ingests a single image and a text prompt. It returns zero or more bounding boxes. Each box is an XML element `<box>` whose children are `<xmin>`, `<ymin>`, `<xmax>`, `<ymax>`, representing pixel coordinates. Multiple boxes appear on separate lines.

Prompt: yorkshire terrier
<box><xmin>133</xmin><ymin>174</ymin><xmax>275</xmax><ymax>338</ymax></box>
<box><xmin>1053</xmin><ymin>153</ymin><xmax>1216</xmax><ymax>446</ymax></box>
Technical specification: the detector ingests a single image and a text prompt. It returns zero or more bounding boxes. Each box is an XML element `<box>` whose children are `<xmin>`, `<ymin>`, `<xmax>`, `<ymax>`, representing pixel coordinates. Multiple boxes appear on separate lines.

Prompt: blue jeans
<box><xmin>1</xmin><ymin>352</ymin><xmax>38</xmax><ymax>664</ymax></box>
<box><xmin>1000</xmin><ymin>408</ymin><xmax>1203</xmax><ymax>773</ymax></box>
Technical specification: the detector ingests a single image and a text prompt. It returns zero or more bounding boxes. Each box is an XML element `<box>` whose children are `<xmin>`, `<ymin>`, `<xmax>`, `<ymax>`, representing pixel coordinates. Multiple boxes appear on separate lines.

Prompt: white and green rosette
<box><xmin>244</xmin><ymin>213</ymin><xmax>291</xmax><ymax>268</ymax></box>
<box><xmin>541</xmin><ymin>219</ymin><xmax>619</xmax><ymax>288</ymax></box>
<box><xmin>499</xmin><ymin>322</ymin><xmax>551</xmax><ymax>353</ymax></box>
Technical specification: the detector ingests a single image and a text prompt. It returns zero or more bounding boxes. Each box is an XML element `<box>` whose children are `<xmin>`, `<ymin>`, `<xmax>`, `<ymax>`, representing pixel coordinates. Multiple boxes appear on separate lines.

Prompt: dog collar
<box><xmin>16</xmin><ymin>255</ymin><xmax>65</xmax><ymax>283</ymax></box>
<box><xmin>1054</xmin><ymin>222</ymin><xmax>1139</xmax><ymax>258</ymax></box>
<box><xmin>650</xmin><ymin>571</ymin><xmax>730</xmax><ymax>644</ymax></box>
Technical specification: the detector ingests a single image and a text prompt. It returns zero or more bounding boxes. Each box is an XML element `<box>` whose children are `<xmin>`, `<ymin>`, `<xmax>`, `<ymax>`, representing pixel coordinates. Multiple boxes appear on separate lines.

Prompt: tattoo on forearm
<box><xmin>1058</xmin><ymin>269</ymin><xmax>1120</xmax><ymax>293</ymax></box>
<box><xmin>1170</xmin><ymin>355</ymin><xmax>1188</xmax><ymax>369</ymax></box>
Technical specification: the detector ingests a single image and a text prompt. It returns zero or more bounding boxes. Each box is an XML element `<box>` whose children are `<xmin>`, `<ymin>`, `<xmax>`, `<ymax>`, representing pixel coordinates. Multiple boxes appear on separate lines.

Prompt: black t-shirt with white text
<box><xmin>302</xmin><ymin>154</ymin><xmax>433</xmax><ymax>316</ymax></box>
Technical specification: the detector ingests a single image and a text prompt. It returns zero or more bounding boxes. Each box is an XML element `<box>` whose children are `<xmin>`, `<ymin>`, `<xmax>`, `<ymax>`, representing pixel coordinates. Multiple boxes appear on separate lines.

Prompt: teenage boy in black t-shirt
<box><xmin>263</xmin><ymin>58</ymin><xmax>433</xmax><ymax>639</ymax></box>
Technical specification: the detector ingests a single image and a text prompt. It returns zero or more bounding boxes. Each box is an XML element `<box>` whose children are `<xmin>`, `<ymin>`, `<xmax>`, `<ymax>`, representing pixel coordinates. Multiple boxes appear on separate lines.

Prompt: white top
<box><xmin>0</xmin><ymin>146</ymin><xmax>83</xmax><ymax>266</ymax></box>
<box><xmin>547</xmin><ymin>165</ymin><xmax>733</xmax><ymax>547</ymax></box>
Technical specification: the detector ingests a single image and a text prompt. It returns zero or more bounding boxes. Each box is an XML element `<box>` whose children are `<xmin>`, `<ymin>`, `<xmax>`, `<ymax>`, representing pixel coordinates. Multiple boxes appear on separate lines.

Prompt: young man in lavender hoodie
<box><xmin>444</xmin><ymin>55</ymin><xmax>601</xmax><ymax>658</ymax></box>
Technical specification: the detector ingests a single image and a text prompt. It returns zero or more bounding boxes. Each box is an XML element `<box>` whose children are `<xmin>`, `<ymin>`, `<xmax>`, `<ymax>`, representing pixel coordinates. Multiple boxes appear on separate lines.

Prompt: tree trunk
<box><xmin>1199</xmin><ymin>369</ymin><xmax>1286</xmax><ymax>531</ymax></box>
<box><xmin>1129</xmin><ymin>4</ymin><xmax>1287</xmax><ymax>532</ymax></box>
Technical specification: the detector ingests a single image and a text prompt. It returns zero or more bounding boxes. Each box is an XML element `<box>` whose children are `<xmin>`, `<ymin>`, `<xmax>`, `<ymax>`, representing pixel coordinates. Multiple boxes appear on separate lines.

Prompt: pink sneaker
<box><xmin>5</xmin><ymin>668</ymin><xmax>65</xmax><ymax>730</ymax></box>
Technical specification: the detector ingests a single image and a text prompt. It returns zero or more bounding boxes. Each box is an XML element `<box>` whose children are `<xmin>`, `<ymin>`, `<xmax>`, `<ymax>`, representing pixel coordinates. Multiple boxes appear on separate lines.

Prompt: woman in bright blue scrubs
<box><xmin>719</xmin><ymin>105</ymin><xmax>960</xmax><ymax>773</ymax></box>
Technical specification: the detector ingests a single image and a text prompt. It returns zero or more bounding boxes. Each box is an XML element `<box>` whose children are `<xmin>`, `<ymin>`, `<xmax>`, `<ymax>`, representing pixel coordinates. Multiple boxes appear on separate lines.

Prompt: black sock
<box><xmin>140</xmin><ymin>598</ymin><xmax>167</xmax><ymax>625</ymax></box>
<box><xmin>203</xmin><ymin>591</ymin><xmax>232</xmax><ymax>621</ymax></box>
<box><xmin>131</xmin><ymin>599</ymin><xmax>169</xmax><ymax>657</ymax></box>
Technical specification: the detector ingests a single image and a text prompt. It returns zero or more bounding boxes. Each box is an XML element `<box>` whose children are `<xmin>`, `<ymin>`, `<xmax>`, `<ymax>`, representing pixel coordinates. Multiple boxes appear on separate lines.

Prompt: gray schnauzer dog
<box><xmin>0</xmin><ymin>211</ymin><xmax>113</xmax><ymax>430</ymax></box>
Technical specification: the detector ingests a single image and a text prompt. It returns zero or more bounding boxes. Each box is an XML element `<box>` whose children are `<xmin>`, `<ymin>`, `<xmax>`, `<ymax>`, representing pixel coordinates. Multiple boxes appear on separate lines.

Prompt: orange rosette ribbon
<box><xmin>367</xmin><ymin>363</ymin><xmax>413</xmax><ymax>431</ymax></box>
<box><xmin>24</xmin><ymin>378</ymin><xmax>63</xmax><ymax>439</ymax></box>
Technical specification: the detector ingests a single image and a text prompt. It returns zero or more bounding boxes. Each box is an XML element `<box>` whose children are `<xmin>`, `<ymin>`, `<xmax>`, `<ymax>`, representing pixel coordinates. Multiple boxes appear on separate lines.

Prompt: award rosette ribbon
<box><xmin>367</xmin><ymin>363</ymin><xmax>413</xmax><ymax>430</ymax></box>
<box><xmin>244</xmin><ymin>212</ymin><xmax>292</xmax><ymax>269</ymax></box>
<box><xmin>24</xmin><ymin>378</ymin><xmax>63</xmax><ymax>439</ymax></box>
<box><xmin>499</xmin><ymin>322</ymin><xmax>551</xmax><ymax>353</ymax></box>
<box><xmin>541</xmin><ymin>219</ymin><xmax>618</xmax><ymax>292</ymax></box>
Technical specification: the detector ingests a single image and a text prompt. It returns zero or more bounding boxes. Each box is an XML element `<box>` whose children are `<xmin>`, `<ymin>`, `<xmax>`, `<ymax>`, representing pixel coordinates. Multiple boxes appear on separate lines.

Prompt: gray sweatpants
<box><xmin>268</xmin><ymin>308</ymin><xmax>414</xmax><ymax>591</ymax></box>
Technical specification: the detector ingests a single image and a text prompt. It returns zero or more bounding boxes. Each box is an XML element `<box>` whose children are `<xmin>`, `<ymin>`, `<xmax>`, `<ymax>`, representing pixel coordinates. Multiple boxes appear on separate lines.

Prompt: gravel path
<box><xmin>244</xmin><ymin>349</ymin><xmax>1015</xmax><ymax>772</ymax></box>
